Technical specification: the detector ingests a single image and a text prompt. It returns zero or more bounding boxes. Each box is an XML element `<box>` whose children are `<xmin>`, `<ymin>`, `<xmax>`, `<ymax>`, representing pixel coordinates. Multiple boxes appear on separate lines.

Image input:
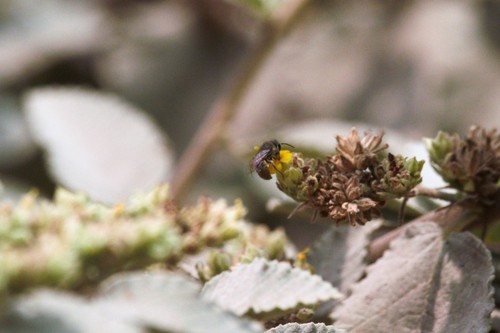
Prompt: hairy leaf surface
<box><xmin>1</xmin><ymin>271</ymin><xmax>262</xmax><ymax>333</ymax></box>
<box><xmin>265</xmin><ymin>322</ymin><xmax>346</xmax><ymax>333</ymax></box>
<box><xmin>0</xmin><ymin>290</ymin><xmax>141</xmax><ymax>333</ymax></box>
<box><xmin>97</xmin><ymin>271</ymin><xmax>262</xmax><ymax>333</ymax></box>
<box><xmin>332</xmin><ymin>222</ymin><xmax>494</xmax><ymax>333</ymax></box>
<box><xmin>309</xmin><ymin>220</ymin><xmax>381</xmax><ymax>294</ymax></box>
<box><xmin>202</xmin><ymin>258</ymin><xmax>342</xmax><ymax>319</ymax></box>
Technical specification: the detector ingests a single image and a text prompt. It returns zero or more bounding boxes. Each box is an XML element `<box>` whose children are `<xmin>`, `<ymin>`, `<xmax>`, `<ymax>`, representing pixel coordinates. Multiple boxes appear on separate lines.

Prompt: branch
<box><xmin>170</xmin><ymin>0</ymin><xmax>312</xmax><ymax>202</ymax></box>
<box><xmin>412</xmin><ymin>186</ymin><xmax>459</xmax><ymax>202</ymax></box>
<box><xmin>367</xmin><ymin>202</ymin><xmax>478</xmax><ymax>263</ymax></box>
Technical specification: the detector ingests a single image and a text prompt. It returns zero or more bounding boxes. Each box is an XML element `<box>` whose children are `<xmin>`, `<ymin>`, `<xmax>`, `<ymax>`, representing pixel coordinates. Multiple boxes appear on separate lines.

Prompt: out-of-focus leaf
<box><xmin>1</xmin><ymin>271</ymin><xmax>263</xmax><ymax>333</ymax></box>
<box><xmin>0</xmin><ymin>176</ymin><xmax>33</xmax><ymax>203</ymax></box>
<box><xmin>389</xmin><ymin>1</ymin><xmax>500</xmax><ymax>131</ymax></box>
<box><xmin>308</xmin><ymin>220</ymin><xmax>382</xmax><ymax>294</ymax></box>
<box><xmin>24</xmin><ymin>87</ymin><xmax>173</xmax><ymax>204</ymax></box>
<box><xmin>120</xmin><ymin>1</ymin><xmax>195</xmax><ymax>42</ymax></box>
<box><xmin>332</xmin><ymin>222</ymin><xmax>494</xmax><ymax>333</ymax></box>
<box><xmin>266</xmin><ymin>322</ymin><xmax>346</xmax><ymax>333</ymax></box>
<box><xmin>0</xmin><ymin>97</ymin><xmax>36</xmax><ymax>167</ymax></box>
<box><xmin>306</xmin><ymin>220</ymin><xmax>381</xmax><ymax>317</ymax></box>
<box><xmin>96</xmin><ymin>1</ymin><xmax>197</xmax><ymax>103</ymax></box>
<box><xmin>96</xmin><ymin>271</ymin><xmax>263</xmax><ymax>333</ymax></box>
<box><xmin>227</xmin><ymin>2</ymin><xmax>376</xmax><ymax>138</ymax></box>
<box><xmin>0</xmin><ymin>0</ymin><xmax>111</xmax><ymax>85</ymax></box>
<box><xmin>201</xmin><ymin>258</ymin><xmax>342</xmax><ymax>319</ymax></box>
<box><xmin>0</xmin><ymin>290</ymin><xmax>141</xmax><ymax>333</ymax></box>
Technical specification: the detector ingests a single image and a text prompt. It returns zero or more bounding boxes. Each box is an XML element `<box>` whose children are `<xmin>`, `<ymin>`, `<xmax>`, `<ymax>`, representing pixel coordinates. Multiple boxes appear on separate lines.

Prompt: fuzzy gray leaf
<box><xmin>308</xmin><ymin>221</ymin><xmax>381</xmax><ymax>317</ymax></box>
<box><xmin>309</xmin><ymin>220</ymin><xmax>381</xmax><ymax>294</ymax></box>
<box><xmin>97</xmin><ymin>271</ymin><xmax>262</xmax><ymax>333</ymax></box>
<box><xmin>24</xmin><ymin>87</ymin><xmax>173</xmax><ymax>204</ymax></box>
<box><xmin>0</xmin><ymin>290</ymin><xmax>141</xmax><ymax>333</ymax></box>
<box><xmin>332</xmin><ymin>222</ymin><xmax>494</xmax><ymax>333</ymax></box>
<box><xmin>201</xmin><ymin>258</ymin><xmax>342</xmax><ymax>318</ymax></box>
<box><xmin>0</xmin><ymin>0</ymin><xmax>110</xmax><ymax>85</ymax></box>
<box><xmin>266</xmin><ymin>322</ymin><xmax>346</xmax><ymax>333</ymax></box>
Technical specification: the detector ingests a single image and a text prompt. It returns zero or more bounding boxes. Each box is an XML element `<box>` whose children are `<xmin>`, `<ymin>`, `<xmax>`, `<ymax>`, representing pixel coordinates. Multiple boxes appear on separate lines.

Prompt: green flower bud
<box><xmin>425</xmin><ymin>126</ymin><xmax>500</xmax><ymax>199</ymax></box>
<box><xmin>372</xmin><ymin>154</ymin><xmax>424</xmax><ymax>200</ymax></box>
<box><xmin>207</xmin><ymin>250</ymin><xmax>232</xmax><ymax>275</ymax></box>
<box><xmin>264</xmin><ymin>228</ymin><xmax>287</xmax><ymax>260</ymax></box>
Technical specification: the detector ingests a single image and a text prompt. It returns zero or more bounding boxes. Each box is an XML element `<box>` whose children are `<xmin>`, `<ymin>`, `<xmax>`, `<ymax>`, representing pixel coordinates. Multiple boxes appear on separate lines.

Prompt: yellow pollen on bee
<box><xmin>279</xmin><ymin>150</ymin><xmax>293</xmax><ymax>163</ymax></box>
<box><xmin>268</xmin><ymin>150</ymin><xmax>293</xmax><ymax>174</ymax></box>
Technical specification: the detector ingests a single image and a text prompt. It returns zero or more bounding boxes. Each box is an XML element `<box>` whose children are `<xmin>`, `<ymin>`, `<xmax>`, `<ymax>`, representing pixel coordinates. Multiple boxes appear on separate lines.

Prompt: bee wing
<box><xmin>250</xmin><ymin>149</ymin><xmax>272</xmax><ymax>170</ymax></box>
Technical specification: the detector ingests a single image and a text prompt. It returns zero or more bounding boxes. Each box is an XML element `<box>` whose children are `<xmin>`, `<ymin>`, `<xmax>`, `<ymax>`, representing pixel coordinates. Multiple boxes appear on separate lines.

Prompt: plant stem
<box><xmin>170</xmin><ymin>0</ymin><xmax>312</xmax><ymax>202</ymax></box>
<box><xmin>412</xmin><ymin>186</ymin><xmax>458</xmax><ymax>202</ymax></box>
<box><xmin>367</xmin><ymin>202</ymin><xmax>479</xmax><ymax>262</ymax></box>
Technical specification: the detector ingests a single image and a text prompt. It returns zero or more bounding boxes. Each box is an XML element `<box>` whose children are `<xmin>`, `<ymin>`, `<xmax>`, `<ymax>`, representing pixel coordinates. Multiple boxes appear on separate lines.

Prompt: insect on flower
<box><xmin>250</xmin><ymin>139</ymin><xmax>294</xmax><ymax>180</ymax></box>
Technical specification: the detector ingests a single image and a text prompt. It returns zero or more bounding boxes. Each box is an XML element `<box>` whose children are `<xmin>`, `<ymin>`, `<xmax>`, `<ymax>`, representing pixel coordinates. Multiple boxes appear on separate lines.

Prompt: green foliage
<box><xmin>0</xmin><ymin>186</ymin><xmax>287</xmax><ymax>297</ymax></box>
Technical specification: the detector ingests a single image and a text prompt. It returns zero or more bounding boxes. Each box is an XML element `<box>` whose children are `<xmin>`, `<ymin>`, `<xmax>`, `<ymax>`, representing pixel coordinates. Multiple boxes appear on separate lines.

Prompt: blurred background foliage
<box><xmin>0</xmin><ymin>0</ymin><xmax>499</xmax><ymax>231</ymax></box>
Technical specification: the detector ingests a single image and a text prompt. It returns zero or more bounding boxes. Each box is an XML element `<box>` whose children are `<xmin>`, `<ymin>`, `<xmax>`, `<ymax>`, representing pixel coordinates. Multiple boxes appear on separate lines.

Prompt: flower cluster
<box><xmin>0</xmin><ymin>186</ymin><xmax>288</xmax><ymax>296</ymax></box>
<box><xmin>425</xmin><ymin>126</ymin><xmax>500</xmax><ymax>202</ymax></box>
<box><xmin>259</xmin><ymin>128</ymin><xmax>424</xmax><ymax>226</ymax></box>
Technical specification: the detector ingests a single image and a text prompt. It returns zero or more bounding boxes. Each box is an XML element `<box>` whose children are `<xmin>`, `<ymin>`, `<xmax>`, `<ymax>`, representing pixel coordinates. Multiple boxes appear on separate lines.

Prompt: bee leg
<box><xmin>269</xmin><ymin>163</ymin><xmax>284</xmax><ymax>177</ymax></box>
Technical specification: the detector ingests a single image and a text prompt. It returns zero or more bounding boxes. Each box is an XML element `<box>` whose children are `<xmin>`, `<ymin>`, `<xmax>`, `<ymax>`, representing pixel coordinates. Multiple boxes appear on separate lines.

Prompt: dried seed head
<box><xmin>263</xmin><ymin>128</ymin><xmax>423</xmax><ymax>226</ymax></box>
<box><xmin>334</xmin><ymin>128</ymin><xmax>388</xmax><ymax>171</ymax></box>
<box><xmin>426</xmin><ymin>126</ymin><xmax>500</xmax><ymax>201</ymax></box>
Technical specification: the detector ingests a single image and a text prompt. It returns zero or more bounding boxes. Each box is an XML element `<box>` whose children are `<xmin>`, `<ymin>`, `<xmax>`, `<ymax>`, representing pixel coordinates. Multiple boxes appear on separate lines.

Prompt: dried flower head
<box><xmin>426</xmin><ymin>126</ymin><xmax>500</xmax><ymax>201</ymax></box>
<box><xmin>255</xmin><ymin>128</ymin><xmax>424</xmax><ymax>226</ymax></box>
<box><xmin>334</xmin><ymin>128</ymin><xmax>389</xmax><ymax>171</ymax></box>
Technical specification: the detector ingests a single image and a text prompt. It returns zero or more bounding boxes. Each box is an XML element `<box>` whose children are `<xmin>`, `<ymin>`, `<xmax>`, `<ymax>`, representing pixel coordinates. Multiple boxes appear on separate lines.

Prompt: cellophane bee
<box><xmin>250</xmin><ymin>140</ymin><xmax>293</xmax><ymax>180</ymax></box>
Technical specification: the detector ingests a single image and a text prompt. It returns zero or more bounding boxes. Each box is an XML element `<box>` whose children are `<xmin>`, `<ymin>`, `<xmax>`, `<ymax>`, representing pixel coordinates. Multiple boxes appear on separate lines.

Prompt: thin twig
<box><xmin>170</xmin><ymin>0</ymin><xmax>312</xmax><ymax>202</ymax></box>
<box><xmin>412</xmin><ymin>186</ymin><xmax>458</xmax><ymax>202</ymax></box>
<box><xmin>398</xmin><ymin>196</ymin><xmax>409</xmax><ymax>225</ymax></box>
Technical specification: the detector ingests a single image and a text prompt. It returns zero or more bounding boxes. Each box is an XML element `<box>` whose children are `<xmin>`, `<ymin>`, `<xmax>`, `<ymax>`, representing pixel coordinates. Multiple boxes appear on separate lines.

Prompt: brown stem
<box><xmin>412</xmin><ymin>186</ymin><xmax>458</xmax><ymax>202</ymax></box>
<box><xmin>368</xmin><ymin>201</ymin><xmax>480</xmax><ymax>262</ymax></box>
<box><xmin>170</xmin><ymin>0</ymin><xmax>312</xmax><ymax>202</ymax></box>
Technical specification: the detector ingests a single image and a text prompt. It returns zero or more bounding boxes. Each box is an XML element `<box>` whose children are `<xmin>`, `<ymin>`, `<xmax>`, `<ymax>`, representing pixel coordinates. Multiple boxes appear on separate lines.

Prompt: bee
<box><xmin>250</xmin><ymin>139</ymin><xmax>294</xmax><ymax>180</ymax></box>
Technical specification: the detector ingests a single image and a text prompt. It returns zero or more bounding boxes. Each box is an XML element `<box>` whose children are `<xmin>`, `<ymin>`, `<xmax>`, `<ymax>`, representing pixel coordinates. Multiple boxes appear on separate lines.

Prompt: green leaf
<box><xmin>201</xmin><ymin>258</ymin><xmax>342</xmax><ymax>319</ymax></box>
<box><xmin>332</xmin><ymin>222</ymin><xmax>494</xmax><ymax>333</ymax></box>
